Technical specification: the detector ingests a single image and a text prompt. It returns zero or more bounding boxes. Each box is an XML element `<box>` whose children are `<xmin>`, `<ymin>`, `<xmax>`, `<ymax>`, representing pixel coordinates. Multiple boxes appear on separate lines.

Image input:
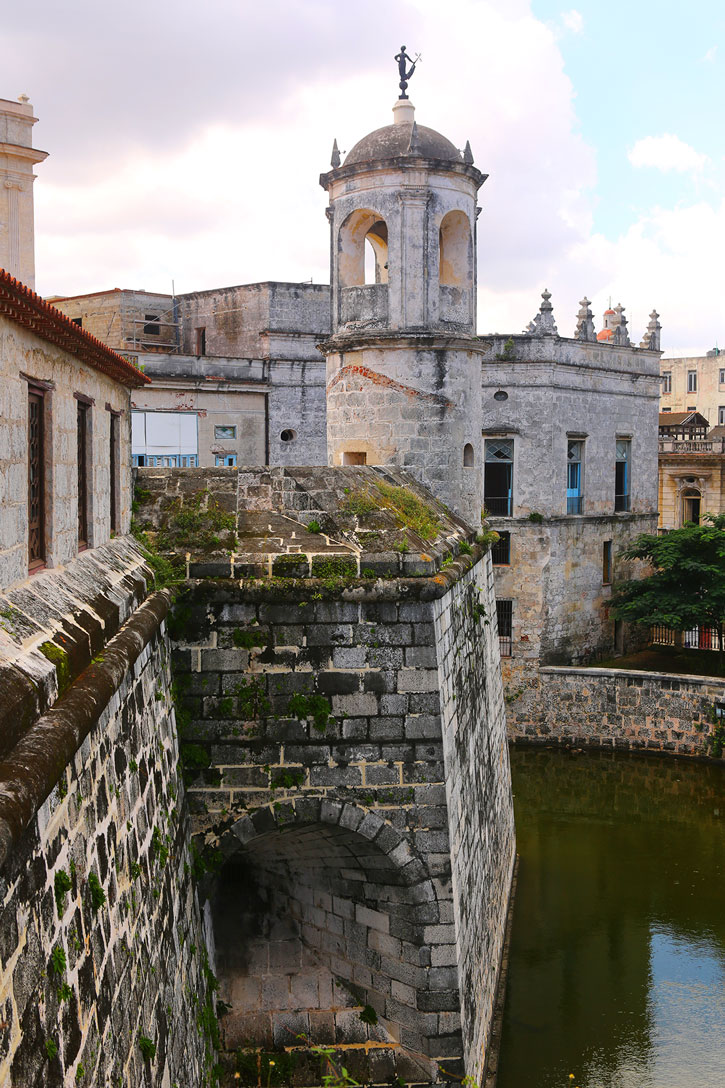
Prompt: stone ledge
<box><xmin>0</xmin><ymin>590</ymin><xmax>171</xmax><ymax>870</ymax></box>
<box><xmin>540</xmin><ymin>664</ymin><xmax>725</xmax><ymax>688</ymax></box>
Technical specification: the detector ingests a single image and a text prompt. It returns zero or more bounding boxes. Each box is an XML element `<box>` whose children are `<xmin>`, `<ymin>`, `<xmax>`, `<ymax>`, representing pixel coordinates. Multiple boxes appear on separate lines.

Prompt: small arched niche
<box><xmin>463</xmin><ymin>443</ymin><xmax>475</xmax><ymax>467</ymax></box>
<box><xmin>439</xmin><ymin>210</ymin><xmax>472</xmax><ymax>289</ymax></box>
<box><xmin>338</xmin><ymin>209</ymin><xmax>389</xmax><ymax>287</ymax></box>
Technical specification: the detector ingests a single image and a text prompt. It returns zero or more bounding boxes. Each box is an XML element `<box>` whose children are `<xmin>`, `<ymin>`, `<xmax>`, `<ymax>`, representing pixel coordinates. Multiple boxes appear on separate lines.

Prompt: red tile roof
<box><xmin>0</xmin><ymin>269</ymin><xmax>151</xmax><ymax>388</ymax></box>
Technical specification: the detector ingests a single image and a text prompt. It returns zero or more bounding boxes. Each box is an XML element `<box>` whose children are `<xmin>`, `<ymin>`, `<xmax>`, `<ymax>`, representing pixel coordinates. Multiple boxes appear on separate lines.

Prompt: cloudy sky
<box><xmin>6</xmin><ymin>0</ymin><xmax>724</xmax><ymax>354</ymax></box>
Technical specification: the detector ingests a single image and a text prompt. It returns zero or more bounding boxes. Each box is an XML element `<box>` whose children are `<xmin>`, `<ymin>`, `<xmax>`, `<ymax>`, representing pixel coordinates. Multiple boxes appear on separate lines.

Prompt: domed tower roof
<box><xmin>321</xmin><ymin>100</ymin><xmax>484</xmax><ymax>189</ymax></box>
<box><xmin>344</xmin><ymin>116</ymin><xmax>462</xmax><ymax>166</ymax></box>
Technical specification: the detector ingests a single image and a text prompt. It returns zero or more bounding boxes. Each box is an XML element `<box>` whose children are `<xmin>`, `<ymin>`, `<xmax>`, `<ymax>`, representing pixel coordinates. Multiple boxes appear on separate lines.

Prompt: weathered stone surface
<box><xmin>509</xmin><ymin>664</ymin><xmax>725</xmax><ymax>756</ymax></box>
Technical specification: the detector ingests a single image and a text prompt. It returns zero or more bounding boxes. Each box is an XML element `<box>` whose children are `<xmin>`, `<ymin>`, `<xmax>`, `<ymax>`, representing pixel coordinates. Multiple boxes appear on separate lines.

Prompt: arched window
<box><xmin>463</xmin><ymin>443</ymin><xmax>474</xmax><ymax>467</ymax></box>
<box><xmin>439</xmin><ymin>210</ymin><xmax>472</xmax><ymax>288</ymax></box>
<box><xmin>338</xmin><ymin>210</ymin><xmax>388</xmax><ymax>287</ymax></box>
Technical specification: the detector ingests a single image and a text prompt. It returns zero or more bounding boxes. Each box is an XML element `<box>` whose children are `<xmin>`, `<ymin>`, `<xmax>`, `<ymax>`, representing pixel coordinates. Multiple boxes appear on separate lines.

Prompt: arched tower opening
<box><xmin>338</xmin><ymin>210</ymin><xmax>389</xmax><ymax>328</ymax></box>
<box><xmin>439</xmin><ymin>210</ymin><xmax>472</xmax><ymax>288</ymax></box>
<box><xmin>338</xmin><ymin>209</ymin><xmax>389</xmax><ymax>287</ymax></box>
<box><xmin>439</xmin><ymin>210</ymin><xmax>472</xmax><ymax>326</ymax></box>
<box><xmin>210</xmin><ymin>800</ymin><xmax>452</xmax><ymax>1079</ymax></box>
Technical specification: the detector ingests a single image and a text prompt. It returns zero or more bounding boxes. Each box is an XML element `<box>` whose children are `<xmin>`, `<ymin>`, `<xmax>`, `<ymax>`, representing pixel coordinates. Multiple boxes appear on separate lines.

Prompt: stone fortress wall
<box><xmin>0</xmin><ymin>541</ymin><xmax>210</xmax><ymax>1087</ymax></box>
<box><xmin>508</xmin><ymin>664</ymin><xmax>725</xmax><ymax>758</ymax></box>
<box><xmin>0</xmin><ymin>464</ymin><xmax>516</xmax><ymax>1087</ymax></box>
<box><xmin>135</xmin><ymin>464</ymin><xmax>516</xmax><ymax>1085</ymax></box>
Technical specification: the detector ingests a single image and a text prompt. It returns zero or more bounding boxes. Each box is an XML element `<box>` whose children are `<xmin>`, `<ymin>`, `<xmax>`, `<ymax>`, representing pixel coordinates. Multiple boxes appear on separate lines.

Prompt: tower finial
<box><xmin>463</xmin><ymin>140</ymin><xmax>474</xmax><ymax>165</ymax></box>
<box><xmin>330</xmin><ymin>139</ymin><xmax>341</xmax><ymax>169</ymax></box>
<box><xmin>575</xmin><ymin>296</ymin><xmax>596</xmax><ymax>341</ymax></box>
<box><xmin>525</xmin><ymin>288</ymin><xmax>558</xmax><ymax>337</ymax></box>
<box><xmin>395</xmin><ymin>46</ymin><xmax>420</xmax><ymax>99</ymax></box>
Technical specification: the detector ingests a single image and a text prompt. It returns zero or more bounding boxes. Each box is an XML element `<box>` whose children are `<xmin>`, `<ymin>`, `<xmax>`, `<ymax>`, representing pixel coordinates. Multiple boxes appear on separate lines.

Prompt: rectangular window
<box><xmin>615</xmin><ymin>439</ymin><xmax>631</xmax><ymax>512</ymax></box>
<box><xmin>131</xmin><ymin>454</ymin><xmax>199</xmax><ymax>467</ymax></box>
<box><xmin>662</xmin><ymin>372</ymin><xmax>672</xmax><ymax>394</ymax></box>
<box><xmin>28</xmin><ymin>390</ymin><xmax>45</xmax><ymax>568</ymax></box>
<box><xmin>71</xmin><ymin>316</ymin><xmax>83</xmax><ymax>328</ymax></box>
<box><xmin>77</xmin><ymin>401</ymin><xmax>90</xmax><ymax>547</ymax></box>
<box><xmin>720</xmin><ymin>369</ymin><xmax>725</xmax><ymax>386</ymax></box>
<box><xmin>215</xmin><ymin>454</ymin><xmax>238</xmax><ymax>467</ymax></box>
<box><xmin>143</xmin><ymin>314</ymin><xmax>160</xmax><ymax>335</ymax></box>
<box><xmin>602</xmin><ymin>540</ymin><xmax>613</xmax><ymax>585</ymax></box>
<box><xmin>687</xmin><ymin>370</ymin><xmax>697</xmax><ymax>393</ymax></box>
<box><xmin>109</xmin><ymin>413</ymin><xmax>120</xmax><ymax>533</ymax></box>
<box><xmin>491</xmin><ymin>530</ymin><xmax>511</xmax><ymax>565</ymax></box>
<box><xmin>567</xmin><ymin>439</ymin><xmax>583</xmax><ymax>514</ymax></box>
<box><xmin>687</xmin><ymin>405</ymin><xmax>697</xmax><ymax>412</ymax></box>
<box><xmin>496</xmin><ymin>599</ymin><xmax>513</xmax><ymax>657</ymax></box>
<box><xmin>195</xmin><ymin>327</ymin><xmax>206</xmax><ymax>355</ymax></box>
<box><xmin>214</xmin><ymin>425</ymin><xmax>237</xmax><ymax>440</ymax></box>
<box><xmin>484</xmin><ymin>439</ymin><xmax>514</xmax><ymax>516</ymax></box>
<box><xmin>719</xmin><ymin>407</ymin><xmax>725</xmax><ymax>426</ymax></box>
<box><xmin>661</xmin><ymin>407</ymin><xmax>671</xmax><ymax>413</ymax></box>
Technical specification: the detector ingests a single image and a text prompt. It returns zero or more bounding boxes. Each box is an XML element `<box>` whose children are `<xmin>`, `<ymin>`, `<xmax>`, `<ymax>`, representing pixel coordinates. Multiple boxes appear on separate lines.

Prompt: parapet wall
<box><xmin>0</xmin><ymin>543</ymin><xmax>210</xmax><ymax>1087</ymax></box>
<box><xmin>508</xmin><ymin>665</ymin><xmax>725</xmax><ymax>757</ymax></box>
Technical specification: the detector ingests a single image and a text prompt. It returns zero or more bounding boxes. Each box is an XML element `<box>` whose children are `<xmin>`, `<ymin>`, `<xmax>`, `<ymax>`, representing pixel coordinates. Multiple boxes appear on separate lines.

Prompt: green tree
<box><xmin>610</xmin><ymin>514</ymin><xmax>725</xmax><ymax>661</ymax></box>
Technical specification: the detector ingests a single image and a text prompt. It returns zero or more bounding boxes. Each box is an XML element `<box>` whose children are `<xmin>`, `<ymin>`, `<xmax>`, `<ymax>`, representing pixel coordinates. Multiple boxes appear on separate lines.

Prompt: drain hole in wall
<box><xmin>280</xmin><ymin>429</ymin><xmax>297</xmax><ymax>442</ymax></box>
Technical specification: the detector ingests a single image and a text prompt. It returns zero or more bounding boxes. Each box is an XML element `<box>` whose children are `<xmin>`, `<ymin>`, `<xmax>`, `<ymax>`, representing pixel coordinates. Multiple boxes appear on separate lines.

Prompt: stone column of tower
<box><xmin>319</xmin><ymin>99</ymin><xmax>487</xmax><ymax>526</ymax></box>
<box><xmin>0</xmin><ymin>96</ymin><xmax>48</xmax><ymax>289</ymax></box>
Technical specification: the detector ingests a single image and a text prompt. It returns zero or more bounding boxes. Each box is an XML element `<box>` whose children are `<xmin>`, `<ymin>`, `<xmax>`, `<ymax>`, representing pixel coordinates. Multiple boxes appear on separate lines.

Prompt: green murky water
<box><xmin>497</xmin><ymin>749</ymin><xmax>725</xmax><ymax>1088</ymax></box>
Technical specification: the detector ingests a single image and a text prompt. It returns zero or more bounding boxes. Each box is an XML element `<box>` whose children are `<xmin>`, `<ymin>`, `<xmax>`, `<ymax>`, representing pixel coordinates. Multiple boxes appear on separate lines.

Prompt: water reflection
<box><xmin>497</xmin><ymin>750</ymin><xmax>725</xmax><ymax>1088</ymax></box>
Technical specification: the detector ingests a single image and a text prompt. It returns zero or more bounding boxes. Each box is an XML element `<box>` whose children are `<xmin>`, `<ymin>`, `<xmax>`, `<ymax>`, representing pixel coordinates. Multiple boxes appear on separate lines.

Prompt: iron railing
<box><xmin>651</xmin><ymin>624</ymin><xmax>722</xmax><ymax>651</ymax></box>
<box><xmin>567</xmin><ymin>495</ymin><xmax>583</xmax><ymax>515</ymax></box>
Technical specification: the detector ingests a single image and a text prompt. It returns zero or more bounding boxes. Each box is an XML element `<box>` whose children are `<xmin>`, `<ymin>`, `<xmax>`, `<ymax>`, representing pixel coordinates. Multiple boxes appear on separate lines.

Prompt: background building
<box><xmin>0</xmin><ymin>95</ymin><xmax>46</xmax><ymax>289</ymax></box>
<box><xmin>52</xmin><ymin>282</ymin><xmax>330</xmax><ymax>468</ymax></box>
<box><xmin>658</xmin><ymin>411</ymin><xmax>725</xmax><ymax>528</ymax></box>
<box><xmin>660</xmin><ymin>350</ymin><xmax>725</xmax><ymax>427</ymax></box>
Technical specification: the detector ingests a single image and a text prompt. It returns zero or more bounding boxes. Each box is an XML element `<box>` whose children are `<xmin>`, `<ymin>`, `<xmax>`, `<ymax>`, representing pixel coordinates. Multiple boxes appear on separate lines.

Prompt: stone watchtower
<box><xmin>0</xmin><ymin>96</ymin><xmax>47</xmax><ymax>289</ymax></box>
<box><xmin>320</xmin><ymin>99</ymin><xmax>487</xmax><ymax>525</ymax></box>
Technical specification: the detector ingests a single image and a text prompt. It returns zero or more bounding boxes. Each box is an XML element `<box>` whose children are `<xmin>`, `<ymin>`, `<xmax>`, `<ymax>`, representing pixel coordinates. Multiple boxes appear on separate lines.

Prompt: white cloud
<box><xmin>561</xmin><ymin>9</ymin><xmax>584</xmax><ymax>34</ymax></box>
<box><xmin>628</xmin><ymin>134</ymin><xmax>708</xmax><ymax>174</ymax></box>
<box><xmin>10</xmin><ymin>0</ymin><xmax>723</xmax><ymax>354</ymax></box>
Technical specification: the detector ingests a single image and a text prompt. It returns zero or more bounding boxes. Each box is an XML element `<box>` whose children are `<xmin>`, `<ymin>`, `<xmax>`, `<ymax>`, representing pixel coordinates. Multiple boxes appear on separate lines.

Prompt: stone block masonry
<box><xmin>509</xmin><ymin>664</ymin><xmax>725</xmax><ymax>757</ymax></box>
<box><xmin>0</xmin><ymin>542</ymin><xmax>211</xmax><ymax>1087</ymax></box>
<box><xmin>163</xmin><ymin>475</ymin><xmax>515</xmax><ymax>1085</ymax></box>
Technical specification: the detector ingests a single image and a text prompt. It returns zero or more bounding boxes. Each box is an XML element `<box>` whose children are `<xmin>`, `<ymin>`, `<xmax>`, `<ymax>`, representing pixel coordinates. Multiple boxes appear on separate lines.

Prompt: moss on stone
<box><xmin>40</xmin><ymin>641</ymin><xmax>71</xmax><ymax>696</ymax></box>
<box><xmin>272</xmin><ymin>554</ymin><xmax>310</xmax><ymax>578</ymax></box>
<box><xmin>311</xmin><ymin>555</ymin><xmax>357</xmax><ymax>580</ymax></box>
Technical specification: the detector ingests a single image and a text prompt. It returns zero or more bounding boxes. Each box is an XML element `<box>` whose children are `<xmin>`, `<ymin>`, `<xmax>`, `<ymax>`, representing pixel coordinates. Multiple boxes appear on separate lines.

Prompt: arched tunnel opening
<box><xmin>209</xmin><ymin>810</ymin><xmax>459</xmax><ymax>1084</ymax></box>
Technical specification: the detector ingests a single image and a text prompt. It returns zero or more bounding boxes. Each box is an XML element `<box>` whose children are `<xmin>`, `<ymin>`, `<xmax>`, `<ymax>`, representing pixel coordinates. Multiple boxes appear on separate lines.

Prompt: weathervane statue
<box><xmin>395</xmin><ymin>45</ymin><xmax>420</xmax><ymax>99</ymax></box>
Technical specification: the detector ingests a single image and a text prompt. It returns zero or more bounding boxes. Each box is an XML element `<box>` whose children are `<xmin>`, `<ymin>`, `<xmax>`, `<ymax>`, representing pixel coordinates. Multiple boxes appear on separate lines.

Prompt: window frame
<box><xmin>602</xmin><ymin>540</ymin><xmax>613</xmax><ymax>585</ymax></box>
<box><xmin>76</xmin><ymin>398</ymin><xmax>92</xmax><ymax>549</ymax></box>
<box><xmin>491</xmin><ymin>530</ymin><xmax>511</xmax><ymax>566</ymax></box>
<box><xmin>27</xmin><ymin>385</ymin><xmax>47</xmax><ymax>571</ymax></box>
<box><xmin>214</xmin><ymin>425</ymin><xmax>237</xmax><ymax>441</ymax></box>
<box><xmin>687</xmin><ymin>370</ymin><xmax>697</xmax><ymax>393</ymax></box>
<box><xmin>215</xmin><ymin>454</ymin><xmax>238</xmax><ymax>467</ymax></box>
<box><xmin>566</xmin><ymin>438</ymin><xmax>584</xmax><ymax>515</ymax></box>
<box><xmin>615</xmin><ymin>438</ymin><xmax>631</xmax><ymax>513</ymax></box>
<box><xmin>661</xmin><ymin>372</ymin><xmax>672</xmax><ymax>394</ymax></box>
<box><xmin>484</xmin><ymin>438</ymin><xmax>514</xmax><ymax>517</ymax></box>
<box><xmin>496</xmin><ymin>599</ymin><xmax>513</xmax><ymax>657</ymax></box>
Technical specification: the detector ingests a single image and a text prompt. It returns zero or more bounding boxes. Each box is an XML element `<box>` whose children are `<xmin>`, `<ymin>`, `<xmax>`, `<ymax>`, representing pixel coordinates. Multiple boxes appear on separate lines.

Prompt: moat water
<box><xmin>497</xmin><ymin>748</ymin><xmax>725</xmax><ymax>1088</ymax></box>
